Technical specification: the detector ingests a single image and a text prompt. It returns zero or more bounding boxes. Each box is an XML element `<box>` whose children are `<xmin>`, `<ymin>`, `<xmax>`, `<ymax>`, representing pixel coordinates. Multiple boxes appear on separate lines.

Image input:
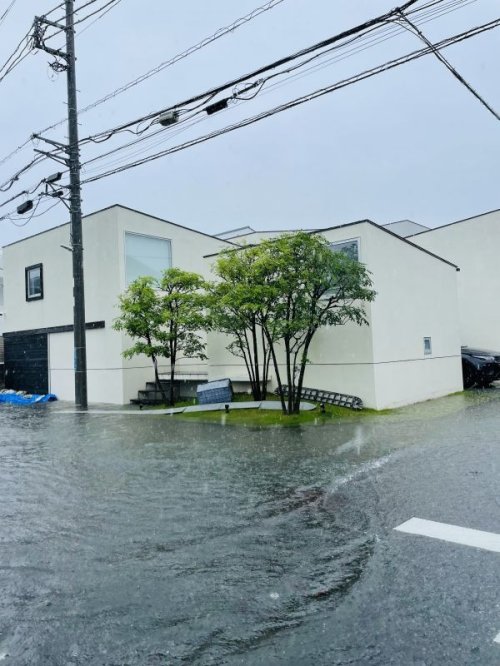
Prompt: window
<box><xmin>330</xmin><ymin>238</ymin><xmax>360</xmax><ymax>262</ymax></box>
<box><xmin>424</xmin><ymin>337</ymin><xmax>432</xmax><ymax>355</ymax></box>
<box><xmin>125</xmin><ymin>232</ymin><xmax>172</xmax><ymax>285</ymax></box>
<box><xmin>25</xmin><ymin>264</ymin><xmax>43</xmax><ymax>301</ymax></box>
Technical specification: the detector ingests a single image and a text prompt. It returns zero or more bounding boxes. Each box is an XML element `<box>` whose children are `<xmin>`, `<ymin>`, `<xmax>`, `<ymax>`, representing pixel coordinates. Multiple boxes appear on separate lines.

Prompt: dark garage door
<box><xmin>4</xmin><ymin>332</ymin><xmax>48</xmax><ymax>394</ymax></box>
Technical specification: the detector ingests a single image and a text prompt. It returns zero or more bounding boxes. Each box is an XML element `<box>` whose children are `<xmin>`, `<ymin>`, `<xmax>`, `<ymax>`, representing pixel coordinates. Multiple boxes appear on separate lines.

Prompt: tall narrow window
<box><xmin>25</xmin><ymin>264</ymin><xmax>43</xmax><ymax>301</ymax></box>
<box><xmin>125</xmin><ymin>232</ymin><xmax>172</xmax><ymax>285</ymax></box>
<box><xmin>424</xmin><ymin>337</ymin><xmax>432</xmax><ymax>355</ymax></box>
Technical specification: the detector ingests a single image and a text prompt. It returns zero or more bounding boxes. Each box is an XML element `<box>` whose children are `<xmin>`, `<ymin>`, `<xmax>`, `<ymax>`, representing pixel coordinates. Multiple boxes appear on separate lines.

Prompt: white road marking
<box><xmin>394</xmin><ymin>517</ymin><xmax>500</xmax><ymax>554</ymax></box>
<box><xmin>395</xmin><ymin>518</ymin><xmax>500</xmax><ymax>645</ymax></box>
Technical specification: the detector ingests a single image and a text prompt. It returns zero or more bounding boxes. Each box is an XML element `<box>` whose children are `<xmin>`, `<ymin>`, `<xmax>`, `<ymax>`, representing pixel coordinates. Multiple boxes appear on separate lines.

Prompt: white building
<box><xmin>208</xmin><ymin>220</ymin><xmax>463</xmax><ymax>410</ymax></box>
<box><xmin>0</xmin><ymin>249</ymin><xmax>4</xmax><ymax>334</ymax></box>
<box><xmin>2</xmin><ymin>205</ymin><xmax>232</xmax><ymax>403</ymax></box>
<box><xmin>0</xmin><ymin>250</ymin><xmax>4</xmax><ymax>378</ymax></box>
<box><xmin>410</xmin><ymin>209</ymin><xmax>500</xmax><ymax>351</ymax></box>
<box><xmin>2</xmin><ymin>206</ymin><xmax>464</xmax><ymax>409</ymax></box>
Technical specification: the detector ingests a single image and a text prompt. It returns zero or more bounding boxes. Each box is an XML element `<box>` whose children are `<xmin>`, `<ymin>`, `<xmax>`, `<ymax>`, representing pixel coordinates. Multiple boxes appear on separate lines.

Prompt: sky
<box><xmin>0</xmin><ymin>0</ymin><xmax>498</xmax><ymax>247</ymax></box>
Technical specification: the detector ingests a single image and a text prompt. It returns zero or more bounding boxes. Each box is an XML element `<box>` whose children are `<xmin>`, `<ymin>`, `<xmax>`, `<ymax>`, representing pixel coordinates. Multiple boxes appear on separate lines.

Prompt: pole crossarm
<box><xmin>32</xmin><ymin>16</ymin><xmax>68</xmax><ymax>62</ymax></box>
<box><xmin>35</xmin><ymin>15</ymin><xmax>67</xmax><ymax>31</ymax></box>
<box><xmin>33</xmin><ymin>148</ymin><xmax>69</xmax><ymax>167</ymax></box>
<box><xmin>32</xmin><ymin>133</ymin><xmax>69</xmax><ymax>151</ymax></box>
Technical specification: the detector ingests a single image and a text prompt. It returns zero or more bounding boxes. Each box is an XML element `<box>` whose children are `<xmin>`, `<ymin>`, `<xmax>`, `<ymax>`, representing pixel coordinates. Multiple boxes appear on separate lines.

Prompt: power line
<box><xmin>0</xmin><ymin>30</ymin><xmax>32</xmax><ymax>83</ymax></box>
<box><xmin>77</xmin><ymin>0</ymin><xmax>288</xmax><ymax>114</ymax></box>
<box><xmin>397</xmin><ymin>10</ymin><xmax>500</xmax><ymax>121</ymax></box>
<box><xmin>0</xmin><ymin>0</ymin><xmax>471</xmax><ymax>176</ymax></box>
<box><xmin>0</xmin><ymin>0</ymin><xmax>18</xmax><ymax>27</ymax></box>
<box><xmin>78</xmin><ymin>0</ymin><xmax>123</xmax><ymax>35</ymax></box>
<box><xmin>75</xmin><ymin>0</ymin><xmax>424</xmax><ymax>146</ymax></box>
<box><xmin>0</xmin><ymin>194</ymin><xmax>61</xmax><ymax>225</ymax></box>
<box><xmin>0</xmin><ymin>0</ymin><xmax>289</xmax><ymax>173</ymax></box>
<box><xmin>78</xmin><ymin>0</ymin><xmax>483</xmax><ymax>175</ymax></box>
<box><xmin>79</xmin><ymin>16</ymin><xmax>500</xmax><ymax>185</ymax></box>
<box><xmin>20</xmin><ymin>0</ymin><xmax>289</xmax><ymax>141</ymax></box>
<box><xmin>0</xmin><ymin>0</ymin><xmax>486</xmax><ymax>193</ymax></box>
<box><xmin>1</xmin><ymin>4</ymin><xmax>497</xmax><ymax>218</ymax></box>
<box><xmin>74</xmin><ymin>0</ymin><xmax>122</xmax><ymax>25</ymax></box>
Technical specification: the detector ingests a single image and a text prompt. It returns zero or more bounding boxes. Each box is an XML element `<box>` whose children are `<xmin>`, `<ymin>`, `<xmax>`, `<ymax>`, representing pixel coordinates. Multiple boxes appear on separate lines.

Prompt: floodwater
<box><xmin>0</xmin><ymin>391</ymin><xmax>499</xmax><ymax>664</ymax></box>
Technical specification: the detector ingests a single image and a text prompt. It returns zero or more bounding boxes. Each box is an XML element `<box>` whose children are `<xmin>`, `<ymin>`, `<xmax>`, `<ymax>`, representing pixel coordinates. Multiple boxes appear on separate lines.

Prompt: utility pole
<box><xmin>32</xmin><ymin>1</ymin><xmax>88</xmax><ymax>409</ymax></box>
<box><xmin>65</xmin><ymin>0</ymin><xmax>88</xmax><ymax>410</ymax></box>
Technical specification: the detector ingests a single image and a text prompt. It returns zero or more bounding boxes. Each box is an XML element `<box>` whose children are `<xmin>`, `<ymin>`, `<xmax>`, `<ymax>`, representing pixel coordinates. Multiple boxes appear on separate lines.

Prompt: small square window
<box><xmin>25</xmin><ymin>264</ymin><xmax>43</xmax><ymax>301</ymax></box>
<box><xmin>424</xmin><ymin>337</ymin><xmax>432</xmax><ymax>355</ymax></box>
<box><xmin>330</xmin><ymin>238</ymin><xmax>360</xmax><ymax>262</ymax></box>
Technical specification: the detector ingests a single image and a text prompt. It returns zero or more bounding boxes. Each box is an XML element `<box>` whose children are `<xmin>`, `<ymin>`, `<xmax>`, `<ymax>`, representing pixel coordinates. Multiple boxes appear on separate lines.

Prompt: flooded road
<box><xmin>0</xmin><ymin>391</ymin><xmax>499</xmax><ymax>664</ymax></box>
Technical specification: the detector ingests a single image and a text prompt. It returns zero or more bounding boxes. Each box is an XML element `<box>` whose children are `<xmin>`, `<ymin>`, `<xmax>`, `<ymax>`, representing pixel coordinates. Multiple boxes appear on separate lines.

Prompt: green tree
<box><xmin>114</xmin><ymin>269</ymin><xmax>208</xmax><ymax>406</ymax></box>
<box><xmin>259</xmin><ymin>232</ymin><xmax>376</xmax><ymax>414</ymax></box>
<box><xmin>209</xmin><ymin>246</ymin><xmax>273</xmax><ymax>401</ymax></box>
<box><xmin>157</xmin><ymin>268</ymin><xmax>208</xmax><ymax>406</ymax></box>
<box><xmin>210</xmin><ymin>232</ymin><xmax>376</xmax><ymax>414</ymax></box>
<box><xmin>113</xmin><ymin>276</ymin><xmax>169</xmax><ymax>404</ymax></box>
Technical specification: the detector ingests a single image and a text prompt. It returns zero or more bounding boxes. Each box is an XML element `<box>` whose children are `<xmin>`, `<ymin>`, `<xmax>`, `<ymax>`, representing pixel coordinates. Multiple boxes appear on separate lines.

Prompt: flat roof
<box><xmin>408</xmin><ymin>208</ymin><xmax>500</xmax><ymax>238</ymax></box>
<box><xmin>204</xmin><ymin>218</ymin><xmax>459</xmax><ymax>270</ymax></box>
<box><xmin>3</xmin><ymin>203</ymin><xmax>237</xmax><ymax>249</ymax></box>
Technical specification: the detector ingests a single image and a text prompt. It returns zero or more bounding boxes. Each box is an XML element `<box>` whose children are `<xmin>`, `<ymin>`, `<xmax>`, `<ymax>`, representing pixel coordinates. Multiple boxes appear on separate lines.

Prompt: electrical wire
<box><xmin>0</xmin><ymin>155</ymin><xmax>47</xmax><ymax>192</ymax></box>
<box><xmin>396</xmin><ymin>11</ymin><xmax>500</xmax><ymax>120</ymax></box>
<box><xmin>79</xmin><ymin>0</ymin><xmax>483</xmax><ymax>175</ymax></box>
<box><xmin>74</xmin><ymin>0</ymin><xmax>121</xmax><ymax>25</ymax></box>
<box><xmin>0</xmin><ymin>29</ymin><xmax>32</xmax><ymax>83</ymax></box>
<box><xmin>80</xmin><ymin>16</ymin><xmax>500</xmax><ymax>185</ymax></box>
<box><xmin>42</xmin><ymin>1</ymin><xmax>66</xmax><ymax>19</ymax></box>
<box><xmin>0</xmin><ymin>2</ymin><xmax>496</xmax><ymax>211</ymax></box>
<box><xmin>0</xmin><ymin>0</ymin><xmax>18</xmax><ymax>27</ymax></box>
<box><xmin>0</xmin><ymin>0</ymin><xmax>480</xmax><ymax>188</ymax></box>
<box><xmin>78</xmin><ymin>0</ymin><xmax>123</xmax><ymax>35</ymax></box>
<box><xmin>0</xmin><ymin>0</ymin><xmax>289</xmax><ymax>174</ymax></box>
<box><xmin>26</xmin><ymin>0</ymin><xmax>289</xmax><ymax>140</ymax></box>
<box><xmin>0</xmin><ymin>194</ymin><xmax>62</xmax><ymax>225</ymax></box>
<box><xmin>0</xmin><ymin>0</ymin><xmax>471</xmax><ymax>175</ymax></box>
<box><xmin>74</xmin><ymin>0</ymin><xmax>465</xmax><ymax>147</ymax></box>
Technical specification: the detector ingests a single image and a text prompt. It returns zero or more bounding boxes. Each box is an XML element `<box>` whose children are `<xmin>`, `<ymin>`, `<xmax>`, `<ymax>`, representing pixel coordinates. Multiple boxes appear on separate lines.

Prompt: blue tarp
<box><xmin>197</xmin><ymin>378</ymin><xmax>233</xmax><ymax>405</ymax></box>
<box><xmin>0</xmin><ymin>393</ymin><xmax>57</xmax><ymax>405</ymax></box>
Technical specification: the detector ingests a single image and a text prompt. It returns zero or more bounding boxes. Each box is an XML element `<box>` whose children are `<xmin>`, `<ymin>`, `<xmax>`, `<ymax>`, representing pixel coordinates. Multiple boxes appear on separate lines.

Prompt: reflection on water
<box><xmin>0</xmin><ymin>388</ymin><xmax>498</xmax><ymax>664</ymax></box>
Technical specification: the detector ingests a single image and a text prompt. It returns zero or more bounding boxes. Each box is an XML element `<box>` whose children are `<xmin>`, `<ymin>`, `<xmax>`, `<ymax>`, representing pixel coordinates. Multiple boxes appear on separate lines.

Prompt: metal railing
<box><xmin>276</xmin><ymin>385</ymin><xmax>363</xmax><ymax>410</ymax></box>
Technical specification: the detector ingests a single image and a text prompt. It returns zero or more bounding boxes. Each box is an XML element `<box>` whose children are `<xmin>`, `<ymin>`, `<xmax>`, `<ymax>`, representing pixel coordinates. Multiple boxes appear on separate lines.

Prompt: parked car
<box><xmin>461</xmin><ymin>347</ymin><xmax>500</xmax><ymax>389</ymax></box>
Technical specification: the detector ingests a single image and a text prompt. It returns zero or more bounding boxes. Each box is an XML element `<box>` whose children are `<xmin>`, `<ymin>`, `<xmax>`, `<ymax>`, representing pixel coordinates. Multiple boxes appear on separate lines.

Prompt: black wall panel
<box><xmin>4</xmin><ymin>333</ymin><xmax>48</xmax><ymax>395</ymax></box>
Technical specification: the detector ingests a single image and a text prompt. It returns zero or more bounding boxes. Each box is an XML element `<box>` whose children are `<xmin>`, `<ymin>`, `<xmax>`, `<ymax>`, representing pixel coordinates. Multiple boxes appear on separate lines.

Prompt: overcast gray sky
<box><xmin>0</xmin><ymin>0</ymin><xmax>498</xmax><ymax>246</ymax></box>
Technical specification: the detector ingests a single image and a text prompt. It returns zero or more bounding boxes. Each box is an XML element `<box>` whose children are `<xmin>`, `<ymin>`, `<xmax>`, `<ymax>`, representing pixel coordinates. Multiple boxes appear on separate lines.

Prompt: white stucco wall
<box><xmin>411</xmin><ymin>210</ymin><xmax>500</xmax><ymax>352</ymax></box>
<box><xmin>207</xmin><ymin>222</ymin><xmax>462</xmax><ymax>410</ymax></box>
<box><xmin>49</xmin><ymin>328</ymin><xmax>125</xmax><ymax>403</ymax></box>
<box><xmin>0</xmin><ymin>249</ymin><xmax>4</xmax><ymax>336</ymax></box>
<box><xmin>113</xmin><ymin>207</ymin><xmax>231</xmax><ymax>403</ymax></box>
<box><xmin>3</xmin><ymin>205</ymin><xmax>232</xmax><ymax>404</ymax></box>
<box><xmin>359</xmin><ymin>223</ymin><xmax>463</xmax><ymax>408</ymax></box>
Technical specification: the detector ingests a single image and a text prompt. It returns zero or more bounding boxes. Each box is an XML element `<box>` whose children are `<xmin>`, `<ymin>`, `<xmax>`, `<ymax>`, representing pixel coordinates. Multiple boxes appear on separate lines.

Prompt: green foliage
<box><xmin>180</xmin><ymin>403</ymin><xmax>379</xmax><ymax>427</ymax></box>
<box><xmin>209</xmin><ymin>232</ymin><xmax>376</xmax><ymax>414</ymax></box>
<box><xmin>209</xmin><ymin>245</ymin><xmax>273</xmax><ymax>401</ymax></box>
<box><xmin>113</xmin><ymin>269</ymin><xmax>209</xmax><ymax>405</ymax></box>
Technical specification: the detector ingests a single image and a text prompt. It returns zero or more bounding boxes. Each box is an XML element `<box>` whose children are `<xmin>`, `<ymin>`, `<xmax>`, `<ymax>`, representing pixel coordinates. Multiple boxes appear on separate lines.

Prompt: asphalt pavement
<box><xmin>235</xmin><ymin>388</ymin><xmax>500</xmax><ymax>665</ymax></box>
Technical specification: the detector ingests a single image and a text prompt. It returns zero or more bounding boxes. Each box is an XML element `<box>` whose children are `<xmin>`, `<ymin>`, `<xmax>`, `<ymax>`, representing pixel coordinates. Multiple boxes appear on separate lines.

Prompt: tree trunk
<box><xmin>261</xmin><ymin>327</ymin><xmax>270</xmax><ymax>400</ymax></box>
<box><xmin>266</xmin><ymin>332</ymin><xmax>287</xmax><ymax>414</ymax></box>
<box><xmin>285</xmin><ymin>338</ymin><xmax>294</xmax><ymax>415</ymax></box>
<box><xmin>169</xmin><ymin>361</ymin><xmax>175</xmax><ymax>406</ymax></box>
<box><xmin>251</xmin><ymin>319</ymin><xmax>261</xmax><ymax>401</ymax></box>
<box><xmin>242</xmin><ymin>330</ymin><xmax>259</xmax><ymax>400</ymax></box>
<box><xmin>153</xmin><ymin>354</ymin><xmax>169</xmax><ymax>405</ymax></box>
<box><xmin>169</xmin><ymin>338</ymin><xmax>176</xmax><ymax>406</ymax></box>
